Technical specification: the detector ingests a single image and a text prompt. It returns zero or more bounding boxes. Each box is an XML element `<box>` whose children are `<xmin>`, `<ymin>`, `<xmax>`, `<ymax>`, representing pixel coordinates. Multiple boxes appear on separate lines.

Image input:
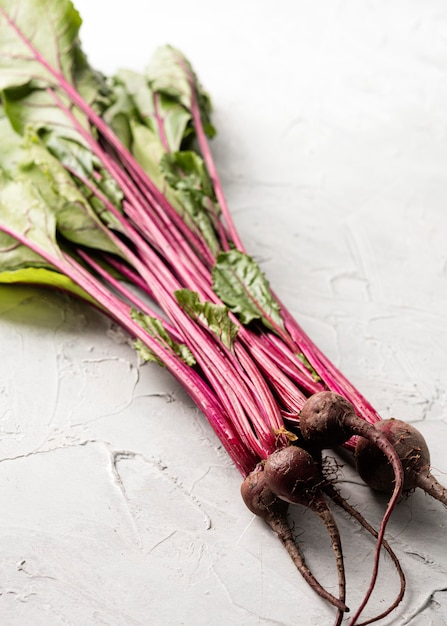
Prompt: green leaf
<box><xmin>0</xmin><ymin>110</ymin><xmax>122</xmax><ymax>257</ymax></box>
<box><xmin>0</xmin><ymin>265</ymin><xmax>97</xmax><ymax>305</ymax></box>
<box><xmin>113</xmin><ymin>69</ymin><xmax>156</xmax><ymax>130</ymax></box>
<box><xmin>0</xmin><ymin>0</ymin><xmax>82</xmax><ymax>91</ymax></box>
<box><xmin>100</xmin><ymin>74</ymin><xmax>141</xmax><ymax>150</ymax></box>
<box><xmin>0</xmin><ymin>83</ymin><xmax>115</xmax><ymax>242</ymax></box>
<box><xmin>0</xmin><ymin>137</ymin><xmax>107</xmax><ymax>307</ymax></box>
<box><xmin>0</xmin><ymin>108</ymin><xmax>26</xmax><ymax>173</ymax></box>
<box><xmin>160</xmin><ymin>151</ymin><xmax>220</xmax><ymax>255</ymax></box>
<box><xmin>0</xmin><ymin>174</ymin><xmax>62</xmax><ymax>261</ymax></box>
<box><xmin>114</xmin><ymin>69</ymin><xmax>192</xmax><ymax>152</ymax></box>
<box><xmin>131</xmin><ymin>309</ymin><xmax>196</xmax><ymax>367</ymax></box>
<box><xmin>156</xmin><ymin>93</ymin><xmax>193</xmax><ymax>152</ymax></box>
<box><xmin>161</xmin><ymin>150</ymin><xmax>214</xmax><ymax>197</ymax></box>
<box><xmin>0</xmin><ymin>82</ymin><xmax>119</xmax><ymax>218</ymax></box>
<box><xmin>0</xmin><ymin>175</ymin><xmax>96</xmax><ymax>299</ymax></box>
<box><xmin>129</xmin><ymin>121</ymin><xmax>167</xmax><ymax>189</ymax></box>
<box><xmin>0</xmin><ymin>0</ymin><xmax>112</xmax><ymax>147</ymax></box>
<box><xmin>0</xmin><ymin>120</ymin><xmax>109</xmax><ymax>308</ymax></box>
<box><xmin>212</xmin><ymin>250</ymin><xmax>285</xmax><ymax>333</ymax></box>
<box><xmin>20</xmin><ymin>133</ymin><xmax>123</xmax><ymax>255</ymax></box>
<box><xmin>71</xmin><ymin>45</ymin><xmax>112</xmax><ymax>110</ymax></box>
<box><xmin>146</xmin><ymin>45</ymin><xmax>215</xmax><ymax>139</ymax></box>
<box><xmin>146</xmin><ymin>46</ymin><xmax>194</xmax><ymax>111</ymax></box>
<box><xmin>45</xmin><ymin>134</ymin><xmax>124</xmax><ymax>221</ymax></box>
<box><xmin>175</xmin><ymin>289</ymin><xmax>238</xmax><ymax>349</ymax></box>
<box><xmin>0</xmin><ymin>228</ymin><xmax>55</xmax><ymax>272</ymax></box>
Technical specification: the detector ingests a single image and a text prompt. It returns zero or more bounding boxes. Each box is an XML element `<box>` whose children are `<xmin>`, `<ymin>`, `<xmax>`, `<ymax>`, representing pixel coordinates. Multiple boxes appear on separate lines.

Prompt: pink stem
<box><xmin>186</xmin><ymin>74</ymin><xmax>245</xmax><ymax>251</ymax></box>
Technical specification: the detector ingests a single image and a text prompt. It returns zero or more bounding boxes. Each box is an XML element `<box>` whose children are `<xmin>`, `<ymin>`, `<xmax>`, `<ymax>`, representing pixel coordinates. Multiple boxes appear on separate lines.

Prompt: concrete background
<box><xmin>0</xmin><ymin>1</ymin><xmax>446</xmax><ymax>624</ymax></box>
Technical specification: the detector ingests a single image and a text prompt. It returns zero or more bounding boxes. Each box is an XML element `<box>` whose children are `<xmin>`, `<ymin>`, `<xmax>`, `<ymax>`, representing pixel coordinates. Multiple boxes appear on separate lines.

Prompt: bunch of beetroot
<box><xmin>242</xmin><ymin>392</ymin><xmax>446</xmax><ymax>624</ymax></box>
<box><xmin>0</xmin><ymin>1</ymin><xmax>445</xmax><ymax>624</ymax></box>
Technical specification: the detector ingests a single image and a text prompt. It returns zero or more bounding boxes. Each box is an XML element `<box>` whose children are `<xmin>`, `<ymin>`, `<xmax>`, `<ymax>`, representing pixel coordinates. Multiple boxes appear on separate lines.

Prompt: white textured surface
<box><xmin>1</xmin><ymin>1</ymin><xmax>447</xmax><ymax>624</ymax></box>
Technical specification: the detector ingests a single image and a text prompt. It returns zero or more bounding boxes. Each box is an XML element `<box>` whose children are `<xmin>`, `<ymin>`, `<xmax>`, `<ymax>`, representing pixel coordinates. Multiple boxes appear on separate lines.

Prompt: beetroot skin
<box><xmin>355</xmin><ymin>418</ymin><xmax>430</xmax><ymax>493</ymax></box>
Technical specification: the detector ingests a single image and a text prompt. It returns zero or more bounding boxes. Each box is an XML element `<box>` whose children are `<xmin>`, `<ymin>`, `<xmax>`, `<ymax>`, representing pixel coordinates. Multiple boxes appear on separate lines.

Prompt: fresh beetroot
<box><xmin>241</xmin><ymin>464</ymin><xmax>288</xmax><ymax>518</ymax></box>
<box><xmin>260</xmin><ymin>446</ymin><xmax>348</xmax><ymax>618</ymax></box>
<box><xmin>241</xmin><ymin>465</ymin><xmax>348</xmax><ymax>615</ymax></box>
<box><xmin>355</xmin><ymin>418</ymin><xmax>447</xmax><ymax>507</ymax></box>
<box><xmin>298</xmin><ymin>392</ymin><xmax>405</xmax><ymax>624</ymax></box>
<box><xmin>298</xmin><ymin>392</ymin><xmax>404</xmax><ymax>497</ymax></box>
<box><xmin>263</xmin><ymin>446</ymin><xmax>321</xmax><ymax>504</ymax></box>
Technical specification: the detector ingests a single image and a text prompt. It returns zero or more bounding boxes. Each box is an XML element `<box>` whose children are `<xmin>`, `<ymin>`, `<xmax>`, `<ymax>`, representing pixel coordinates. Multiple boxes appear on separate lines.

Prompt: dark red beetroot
<box><xmin>298</xmin><ymin>392</ymin><xmax>404</xmax><ymax>497</ymax></box>
<box><xmin>241</xmin><ymin>464</ymin><xmax>348</xmax><ymax>616</ymax></box>
<box><xmin>263</xmin><ymin>445</ymin><xmax>321</xmax><ymax>504</ymax></box>
<box><xmin>261</xmin><ymin>446</ymin><xmax>348</xmax><ymax>620</ymax></box>
<box><xmin>297</xmin><ymin>392</ymin><xmax>404</xmax><ymax>624</ymax></box>
<box><xmin>355</xmin><ymin>418</ymin><xmax>447</xmax><ymax>506</ymax></box>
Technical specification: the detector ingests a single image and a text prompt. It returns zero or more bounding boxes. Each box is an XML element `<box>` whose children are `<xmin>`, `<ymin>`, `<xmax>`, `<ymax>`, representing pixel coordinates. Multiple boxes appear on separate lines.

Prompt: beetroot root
<box><xmin>241</xmin><ymin>464</ymin><xmax>349</xmax><ymax>613</ymax></box>
<box><xmin>298</xmin><ymin>392</ymin><xmax>405</xmax><ymax>624</ymax></box>
<box><xmin>324</xmin><ymin>483</ymin><xmax>406</xmax><ymax>626</ymax></box>
<box><xmin>355</xmin><ymin>418</ymin><xmax>447</xmax><ymax>507</ymax></box>
<box><xmin>260</xmin><ymin>446</ymin><xmax>348</xmax><ymax>616</ymax></box>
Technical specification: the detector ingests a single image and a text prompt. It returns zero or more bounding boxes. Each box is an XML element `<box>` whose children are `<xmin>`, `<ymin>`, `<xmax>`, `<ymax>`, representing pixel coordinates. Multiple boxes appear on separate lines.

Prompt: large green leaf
<box><xmin>0</xmin><ymin>265</ymin><xmax>96</xmax><ymax>304</ymax></box>
<box><xmin>0</xmin><ymin>0</ymin><xmax>82</xmax><ymax>90</ymax></box>
<box><xmin>22</xmin><ymin>133</ymin><xmax>123</xmax><ymax>254</ymax></box>
<box><xmin>0</xmin><ymin>0</ymin><xmax>112</xmax><ymax>148</ymax></box>
<box><xmin>0</xmin><ymin>47</ymin><xmax>115</xmax><ymax>239</ymax></box>
<box><xmin>0</xmin><ymin>0</ymin><xmax>108</xmax><ymax>103</ymax></box>
<box><xmin>0</xmin><ymin>120</ymin><xmax>62</xmax><ymax>274</ymax></box>
<box><xmin>0</xmin><ymin>106</ymin><xmax>123</xmax><ymax>257</ymax></box>
<box><xmin>212</xmin><ymin>250</ymin><xmax>285</xmax><ymax>333</ymax></box>
<box><xmin>175</xmin><ymin>289</ymin><xmax>238</xmax><ymax>349</ymax></box>
<box><xmin>0</xmin><ymin>174</ymin><xmax>91</xmax><ymax>298</ymax></box>
<box><xmin>2</xmin><ymin>81</ymin><xmax>87</xmax><ymax>141</ymax></box>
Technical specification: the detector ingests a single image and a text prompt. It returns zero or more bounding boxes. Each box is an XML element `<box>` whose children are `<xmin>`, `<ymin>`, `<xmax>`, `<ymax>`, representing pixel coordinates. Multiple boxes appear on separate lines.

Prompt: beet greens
<box><xmin>0</xmin><ymin>1</ymin><xmax>445</xmax><ymax>623</ymax></box>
